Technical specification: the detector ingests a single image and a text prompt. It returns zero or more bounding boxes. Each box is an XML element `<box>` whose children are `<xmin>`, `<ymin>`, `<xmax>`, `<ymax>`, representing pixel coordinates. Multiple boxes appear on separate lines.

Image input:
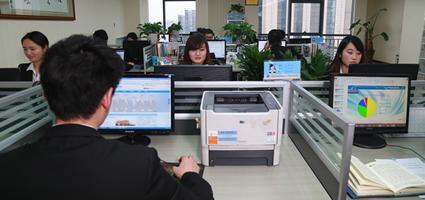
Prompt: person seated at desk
<box><xmin>265</xmin><ymin>29</ymin><xmax>298</xmax><ymax>59</ymax></box>
<box><xmin>0</xmin><ymin>35</ymin><xmax>214</xmax><ymax>200</ymax></box>
<box><xmin>328</xmin><ymin>35</ymin><xmax>364</xmax><ymax>74</ymax></box>
<box><xmin>180</xmin><ymin>33</ymin><xmax>214</xmax><ymax>65</ymax></box>
<box><xmin>18</xmin><ymin>31</ymin><xmax>49</xmax><ymax>83</ymax></box>
<box><xmin>124</xmin><ymin>32</ymin><xmax>139</xmax><ymax>71</ymax></box>
<box><xmin>93</xmin><ymin>29</ymin><xmax>108</xmax><ymax>46</ymax></box>
<box><xmin>125</xmin><ymin>32</ymin><xmax>138</xmax><ymax>41</ymax></box>
<box><xmin>198</xmin><ymin>28</ymin><xmax>215</xmax><ymax>40</ymax></box>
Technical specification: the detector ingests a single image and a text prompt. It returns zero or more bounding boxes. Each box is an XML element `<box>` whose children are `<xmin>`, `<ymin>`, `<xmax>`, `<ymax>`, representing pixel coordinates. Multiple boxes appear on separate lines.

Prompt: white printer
<box><xmin>200</xmin><ymin>91</ymin><xmax>283</xmax><ymax>166</ymax></box>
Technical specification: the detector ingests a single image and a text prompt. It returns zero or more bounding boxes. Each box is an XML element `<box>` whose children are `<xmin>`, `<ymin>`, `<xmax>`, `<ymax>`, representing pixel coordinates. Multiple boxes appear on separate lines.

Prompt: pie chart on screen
<box><xmin>357</xmin><ymin>97</ymin><xmax>377</xmax><ymax>118</ymax></box>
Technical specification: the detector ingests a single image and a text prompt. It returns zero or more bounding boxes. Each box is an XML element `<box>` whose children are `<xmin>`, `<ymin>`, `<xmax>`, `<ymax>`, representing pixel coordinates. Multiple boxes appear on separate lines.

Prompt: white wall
<box><xmin>0</xmin><ymin>0</ymin><xmax>127</xmax><ymax>68</ymax></box>
<box><xmin>357</xmin><ymin>0</ymin><xmax>425</xmax><ymax>64</ymax></box>
<box><xmin>368</xmin><ymin>0</ymin><xmax>404</xmax><ymax>63</ymax></box>
<box><xmin>123</xmin><ymin>0</ymin><xmax>141</xmax><ymax>34</ymax></box>
<box><xmin>399</xmin><ymin>0</ymin><xmax>425</xmax><ymax>63</ymax></box>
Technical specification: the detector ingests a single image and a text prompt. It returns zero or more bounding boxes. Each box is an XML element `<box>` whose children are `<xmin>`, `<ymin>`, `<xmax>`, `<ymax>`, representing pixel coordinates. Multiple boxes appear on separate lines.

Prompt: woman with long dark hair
<box><xmin>180</xmin><ymin>33</ymin><xmax>213</xmax><ymax>65</ymax></box>
<box><xmin>328</xmin><ymin>35</ymin><xmax>365</xmax><ymax>73</ymax></box>
<box><xmin>18</xmin><ymin>31</ymin><xmax>49</xmax><ymax>82</ymax></box>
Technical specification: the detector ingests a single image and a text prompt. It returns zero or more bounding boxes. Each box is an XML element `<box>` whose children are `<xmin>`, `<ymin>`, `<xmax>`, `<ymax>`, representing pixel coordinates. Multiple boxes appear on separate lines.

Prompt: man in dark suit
<box><xmin>0</xmin><ymin>35</ymin><xmax>214</xmax><ymax>200</ymax></box>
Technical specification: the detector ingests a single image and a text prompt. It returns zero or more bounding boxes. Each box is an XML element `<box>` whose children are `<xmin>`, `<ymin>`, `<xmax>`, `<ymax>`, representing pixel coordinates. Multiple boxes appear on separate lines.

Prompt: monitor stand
<box><xmin>118</xmin><ymin>134</ymin><xmax>151</xmax><ymax>146</ymax></box>
<box><xmin>353</xmin><ymin>134</ymin><xmax>386</xmax><ymax>149</ymax></box>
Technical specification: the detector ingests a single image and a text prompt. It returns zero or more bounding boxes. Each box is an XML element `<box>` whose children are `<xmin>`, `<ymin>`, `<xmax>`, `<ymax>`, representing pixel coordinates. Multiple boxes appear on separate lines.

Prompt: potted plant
<box><xmin>228</xmin><ymin>3</ymin><xmax>245</xmax><ymax>21</ymax></box>
<box><xmin>301</xmin><ymin>49</ymin><xmax>330</xmax><ymax>80</ymax></box>
<box><xmin>237</xmin><ymin>46</ymin><xmax>274</xmax><ymax>81</ymax></box>
<box><xmin>167</xmin><ymin>22</ymin><xmax>183</xmax><ymax>42</ymax></box>
<box><xmin>137</xmin><ymin>22</ymin><xmax>165</xmax><ymax>44</ymax></box>
<box><xmin>223</xmin><ymin>22</ymin><xmax>257</xmax><ymax>45</ymax></box>
<box><xmin>350</xmin><ymin>8</ymin><xmax>389</xmax><ymax>63</ymax></box>
<box><xmin>230</xmin><ymin>3</ymin><xmax>244</xmax><ymax>13</ymax></box>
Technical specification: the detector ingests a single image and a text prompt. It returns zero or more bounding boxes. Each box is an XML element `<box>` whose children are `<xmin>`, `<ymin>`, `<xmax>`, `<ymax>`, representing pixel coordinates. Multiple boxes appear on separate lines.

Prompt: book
<box><xmin>348</xmin><ymin>156</ymin><xmax>425</xmax><ymax>198</ymax></box>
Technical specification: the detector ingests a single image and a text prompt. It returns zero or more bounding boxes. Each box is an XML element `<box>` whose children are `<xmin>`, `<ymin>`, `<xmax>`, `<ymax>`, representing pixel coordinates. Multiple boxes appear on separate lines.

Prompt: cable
<box><xmin>387</xmin><ymin>144</ymin><xmax>425</xmax><ymax>161</ymax></box>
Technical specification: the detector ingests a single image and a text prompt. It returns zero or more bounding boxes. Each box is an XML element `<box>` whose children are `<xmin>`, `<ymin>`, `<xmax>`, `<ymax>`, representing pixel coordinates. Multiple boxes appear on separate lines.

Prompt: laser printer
<box><xmin>200</xmin><ymin>91</ymin><xmax>283</xmax><ymax>166</ymax></box>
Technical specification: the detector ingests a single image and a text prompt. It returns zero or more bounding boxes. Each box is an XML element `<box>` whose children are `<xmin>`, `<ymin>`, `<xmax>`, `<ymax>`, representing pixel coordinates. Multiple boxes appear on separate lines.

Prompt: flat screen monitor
<box><xmin>114</xmin><ymin>49</ymin><xmax>125</xmax><ymax>60</ymax></box>
<box><xmin>99</xmin><ymin>73</ymin><xmax>174</xmax><ymax>145</ymax></box>
<box><xmin>329</xmin><ymin>73</ymin><xmax>410</xmax><ymax>149</ymax></box>
<box><xmin>263</xmin><ymin>60</ymin><xmax>301</xmax><ymax>80</ymax></box>
<box><xmin>349</xmin><ymin>63</ymin><xmax>419</xmax><ymax>80</ymax></box>
<box><xmin>154</xmin><ymin>65</ymin><xmax>233</xmax><ymax>81</ymax></box>
<box><xmin>258</xmin><ymin>40</ymin><xmax>267</xmax><ymax>51</ymax></box>
<box><xmin>123</xmin><ymin>40</ymin><xmax>151</xmax><ymax>65</ymax></box>
<box><xmin>288</xmin><ymin>38</ymin><xmax>311</xmax><ymax>44</ymax></box>
<box><xmin>208</xmin><ymin>40</ymin><xmax>226</xmax><ymax>60</ymax></box>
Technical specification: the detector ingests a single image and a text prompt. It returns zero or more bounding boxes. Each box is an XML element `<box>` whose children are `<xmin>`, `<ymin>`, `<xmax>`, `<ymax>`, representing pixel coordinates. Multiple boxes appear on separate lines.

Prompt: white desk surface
<box><xmin>149</xmin><ymin>133</ymin><xmax>331</xmax><ymax>200</ymax></box>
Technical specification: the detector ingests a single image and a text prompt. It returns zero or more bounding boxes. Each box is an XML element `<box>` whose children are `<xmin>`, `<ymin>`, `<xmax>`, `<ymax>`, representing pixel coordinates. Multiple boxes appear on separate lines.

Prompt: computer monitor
<box><xmin>349</xmin><ymin>63</ymin><xmax>419</xmax><ymax>80</ymax></box>
<box><xmin>288</xmin><ymin>38</ymin><xmax>311</xmax><ymax>44</ymax></box>
<box><xmin>114</xmin><ymin>49</ymin><xmax>125</xmax><ymax>60</ymax></box>
<box><xmin>99</xmin><ymin>73</ymin><xmax>175</xmax><ymax>146</ymax></box>
<box><xmin>154</xmin><ymin>65</ymin><xmax>233</xmax><ymax>81</ymax></box>
<box><xmin>208</xmin><ymin>40</ymin><xmax>226</xmax><ymax>62</ymax></box>
<box><xmin>329</xmin><ymin>73</ymin><xmax>410</xmax><ymax>149</ymax></box>
<box><xmin>123</xmin><ymin>40</ymin><xmax>151</xmax><ymax>65</ymax></box>
<box><xmin>263</xmin><ymin>60</ymin><xmax>301</xmax><ymax>80</ymax></box>
<box><xmin>258</xmin><ymin>40</ymin><xmax>267</xmax><ymax>51</ymax></box>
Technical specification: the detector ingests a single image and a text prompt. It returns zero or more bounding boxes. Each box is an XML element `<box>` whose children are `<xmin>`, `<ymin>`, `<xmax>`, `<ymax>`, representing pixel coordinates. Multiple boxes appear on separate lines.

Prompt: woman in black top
<box><xmin>18</xmin><ymin>31</ymin><xmax>49</xmax><ymax>82</ymax></box>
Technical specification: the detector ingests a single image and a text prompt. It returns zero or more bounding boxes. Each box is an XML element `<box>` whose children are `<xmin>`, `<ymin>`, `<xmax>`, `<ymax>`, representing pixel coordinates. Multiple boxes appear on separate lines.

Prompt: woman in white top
<box><xmin>328</xmin><ymin>35</ymin><xmax>364</xmax><ymax>74</ymax></box>
<box><xmin>18</xmin><ymin>31</ymin><xmax>49</xmax><ymax>83</ymax></box>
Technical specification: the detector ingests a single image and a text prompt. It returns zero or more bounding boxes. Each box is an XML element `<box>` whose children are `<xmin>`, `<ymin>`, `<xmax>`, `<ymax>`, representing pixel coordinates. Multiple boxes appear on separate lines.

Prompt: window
<box><xmin>259</xmin><ymin>0</ymin><xmax>353</xmax><ymax>35</ymax></box>
<box><xmin>148</xmin><ymin>0</ymin><xmax>196</xmax><ymax>34</ymax></box>
<box><xmin>164</xmin><ymin>0</ymin><xmax>196</xmax><ymax>34</ymax></box>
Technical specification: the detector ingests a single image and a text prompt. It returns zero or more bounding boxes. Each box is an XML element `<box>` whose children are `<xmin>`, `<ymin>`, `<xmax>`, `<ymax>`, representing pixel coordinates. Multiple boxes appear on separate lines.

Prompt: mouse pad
<box><xmin>160</xmin><ymin>161</ymin><xmax>205</xmax><ymax>177</ymax></box>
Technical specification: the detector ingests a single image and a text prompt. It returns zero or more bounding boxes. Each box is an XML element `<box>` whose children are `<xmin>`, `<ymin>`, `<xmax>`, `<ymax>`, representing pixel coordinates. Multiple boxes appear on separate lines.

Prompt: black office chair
<box><xmin>0</xmin><ymin>68</ymin><xmax>21</xmax><ymax>81</ymax></box>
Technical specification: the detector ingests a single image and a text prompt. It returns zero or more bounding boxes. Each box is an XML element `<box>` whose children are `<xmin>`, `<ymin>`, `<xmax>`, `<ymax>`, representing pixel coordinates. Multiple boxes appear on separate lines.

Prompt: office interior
<box><xmin>1</xmin><ymin>0</ymin><xmax>425</xmax><ymax>200</ymax></box>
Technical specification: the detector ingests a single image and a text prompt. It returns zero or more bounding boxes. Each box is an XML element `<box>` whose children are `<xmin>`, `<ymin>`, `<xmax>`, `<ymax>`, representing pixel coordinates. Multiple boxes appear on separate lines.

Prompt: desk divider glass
<box><xmin>0</xmin><ymin>84</ymin><xmax>52</xmax><ymax>152</ymax></box>
<box><xmin>143</xmin><ymin>44</ymin><xmax>155</xmax><ymax>73</ymax></box>
<box><xmin>287</xmin><ymin>81</ymin><xmax>355</xmax><ymax>200</ymax></box>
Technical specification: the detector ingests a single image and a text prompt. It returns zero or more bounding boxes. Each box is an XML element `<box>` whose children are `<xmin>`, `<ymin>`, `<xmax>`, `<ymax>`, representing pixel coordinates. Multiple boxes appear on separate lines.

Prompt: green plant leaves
<box><xmin>237</xmin><ymin>47</ymin><xmax>273</xmax><ymax>81</ymax></box>
<box><xmin>137</xmin><ymin>22</ymin><xmax>166</xmax><ymax>37</ymax></box>
<box><xmin>301</xmin><ymin>50</ymin><xmax>330</xmax><ymax>80</ymax></box>
<box><xmin>223</xmin><ymin>22</ymin><xmax>257</xmax><ymax>44</ymax></box>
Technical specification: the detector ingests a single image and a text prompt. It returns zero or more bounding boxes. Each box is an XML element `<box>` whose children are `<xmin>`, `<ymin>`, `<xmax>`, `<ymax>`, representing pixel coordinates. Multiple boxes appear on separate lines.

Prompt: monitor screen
<box><xmin>208</xmin><ymin>40</ymin><xmax>226</xmax><ymax>59</ymax></box>
<box><xmin>258</xmin><ymin>41</ymin><xmax>267</xmax><ymax>51</ymax></box>
<box><xmin>123</xmin><ymin>40</ymin><xmax>151</xmax><ymax>65</ymax></box>
<box><xmin>349</xmin><ymin>63</ymin><xmax>419</xmax><ymax>80</ymax></box>
<box><xmin>114</xmin><ymin>49</ymin><xmax>125</xmax><ymax>60</ymax></box>
<box><xmin>99</xmin><ymin>74</ymin><xmax>174</xmax><ymax>134</ymax></box>
<box><xmin>263</xmin><ymin>60</ymin><xmax>301</xmax><ymax>80</ymax></box>
<box><xmin>330</xmin><ymin>74</ymin><xmax>410</xmax><ymax>134</ymax></box>
<box><xmin>154</xmin><ymin>65</ymin><xmax>233</xmax><ymax>81</ymax></box>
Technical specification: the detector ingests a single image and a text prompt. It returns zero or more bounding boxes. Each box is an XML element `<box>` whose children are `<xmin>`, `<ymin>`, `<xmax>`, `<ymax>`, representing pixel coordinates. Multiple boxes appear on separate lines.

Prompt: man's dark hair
<box><xmin>93</xmin><ymin>29</ymin><xmax>108</xmax><ymax>45</ymax></box>
<box><xmin>40</xmin><ymin>34</ymin><xmax>124</xmax><ymax>120</ymax></box>
<box><xmin>21</xmin><ymin>31</ymin><xmax>49</xmax><ymax>48</ymax></box>
<box><xmin>126</xmin><ymin>32</ymin><xmax>138</xmax><ymax>41</ymax></box>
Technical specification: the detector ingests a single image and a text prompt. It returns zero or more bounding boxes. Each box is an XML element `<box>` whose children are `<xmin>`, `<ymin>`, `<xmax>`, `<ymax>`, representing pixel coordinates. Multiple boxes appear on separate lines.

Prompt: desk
<box><xmin>350</xmin><ymin>137</ymin><xmax>425</xmax><ymax>200</ymax></box>
<box><xmin>149</xmin><ymin>134</ymin><xmax>331</xmax><ymax>200</ymax></box>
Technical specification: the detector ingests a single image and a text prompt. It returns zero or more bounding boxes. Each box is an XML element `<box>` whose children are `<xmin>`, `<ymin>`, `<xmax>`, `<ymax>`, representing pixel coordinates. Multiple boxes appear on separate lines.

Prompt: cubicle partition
<box><xmin>0</xmin><ymin>85</ymin><xmax>52</xmax><ymax>152</ymax></box>
<box><xmin>286</xmin><ymin>81</ymin><xmax>355</xmax><ymax>200</ymax></box>
<box><xmin>143</xmin><ymin>44</ymin><xmax>155</xmax><ymax>73</ymax></box>
<box><xmin>287</xmin><ymin>80</ymin><xmax>425</xmax><ymax>200</ymax></box>
<box><xmin>0</xmin><ymin>81</ymin><xmax>32</xmax><ymax>98</ymax></box>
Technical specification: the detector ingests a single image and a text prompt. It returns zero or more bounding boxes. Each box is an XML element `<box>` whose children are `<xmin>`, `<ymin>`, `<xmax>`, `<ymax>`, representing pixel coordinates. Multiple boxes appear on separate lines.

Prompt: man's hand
<box><xmin>172</xmin><ymin>155</ymin><xmax>200</xmax><ymax>179</ymax></box>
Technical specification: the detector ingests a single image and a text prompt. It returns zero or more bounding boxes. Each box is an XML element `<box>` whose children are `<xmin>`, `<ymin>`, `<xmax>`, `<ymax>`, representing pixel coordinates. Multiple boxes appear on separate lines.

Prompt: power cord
<box><xmin>387</xmin><ymin>144</ymin><xmax>425</xmax><ymax>161</ymax></box>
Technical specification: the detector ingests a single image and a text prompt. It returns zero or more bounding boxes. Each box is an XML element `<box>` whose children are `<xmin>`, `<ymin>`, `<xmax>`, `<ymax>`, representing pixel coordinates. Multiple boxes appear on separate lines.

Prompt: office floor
<box><xmin>149</xmin><ymin>133</ymin><xmax>331</xmax><ymax>200</ymax></box>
